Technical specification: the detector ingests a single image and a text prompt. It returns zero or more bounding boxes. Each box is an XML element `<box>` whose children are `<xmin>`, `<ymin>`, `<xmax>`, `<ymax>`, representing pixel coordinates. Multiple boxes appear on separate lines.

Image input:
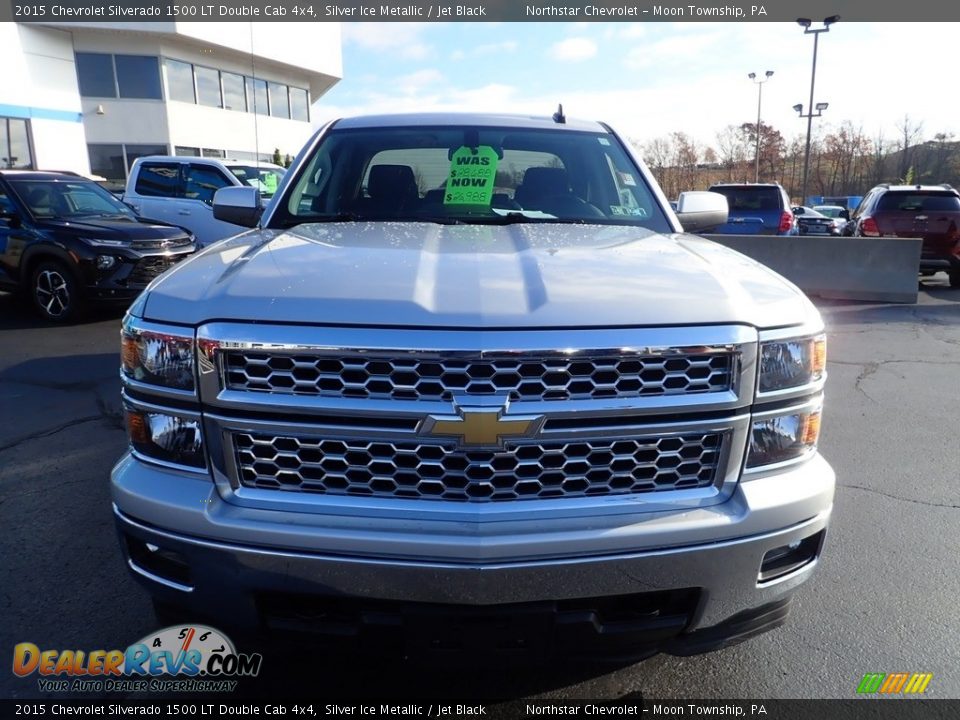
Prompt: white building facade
<box><xmin>1</xmin><ymin>21</ymin><xmax>342</xmax><ymax>185</ymax></box>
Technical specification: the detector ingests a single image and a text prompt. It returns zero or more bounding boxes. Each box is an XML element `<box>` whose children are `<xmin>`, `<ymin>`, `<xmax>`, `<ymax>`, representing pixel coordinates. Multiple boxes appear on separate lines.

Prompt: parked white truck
<box><xmin>123</xmin><ymin>156</ymin><xmax>285</xmax><ymax>247</ymax></box>
<box><xmin>113</xmin><ymin>112</ymin><xmax>833</xmax><ymax>660</ymax></box>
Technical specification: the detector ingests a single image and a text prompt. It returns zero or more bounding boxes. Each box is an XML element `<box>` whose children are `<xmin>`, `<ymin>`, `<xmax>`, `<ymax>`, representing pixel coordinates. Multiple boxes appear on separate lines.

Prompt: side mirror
<box><xmin>840</xmin><ymin>209</ymin><xmax>850</xmax><ymax>220</ymax></box>
<box><xmin>792</xmin><ymin>207</ymin><xmax>802</xmax><ymax>216</ymax></box>
<box><xmin>213</xmin><ymin>186</ymin><xmax>262</xmax><ymax>228</ymax></box>
<box><xmin>0</xmin><ymin>210</ymin><xmax>22</xmax><ymax>228</ymax></box>
<box><xmin>675</xmin><ymin>191</ymin><xmax>728</xmax><ymax>233</ymax></box>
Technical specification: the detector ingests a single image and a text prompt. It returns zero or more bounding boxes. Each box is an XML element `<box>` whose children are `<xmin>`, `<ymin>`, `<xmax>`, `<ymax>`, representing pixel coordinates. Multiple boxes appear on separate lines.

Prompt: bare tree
<box><xmin>895</xmin><ymin>114</ymin><xmax>924</xmax><ymax>181</ymax></box>
<box><xmin>715</xmin><ymin>125</ymin><xmax>750</xmax><ymax>182</ymax></box>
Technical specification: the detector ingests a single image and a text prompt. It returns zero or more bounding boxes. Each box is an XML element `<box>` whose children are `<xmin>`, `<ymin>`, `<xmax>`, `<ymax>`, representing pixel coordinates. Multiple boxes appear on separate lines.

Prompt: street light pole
<box><xmin>749</xmin><ymin>71</ymin><xmax>774</xmax><ymax>183</ymax></box>
<box><xmin>797</xmin><ymin>15</ymin><xmax>839</xmax><ymax>204</ymax></box>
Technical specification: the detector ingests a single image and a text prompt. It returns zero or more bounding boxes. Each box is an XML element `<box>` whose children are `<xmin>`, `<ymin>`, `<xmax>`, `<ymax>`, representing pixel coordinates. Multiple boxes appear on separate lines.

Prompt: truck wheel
<box><xmin>30</xmin><ymin>260</ymin><xmax>83</xmax><ymax>323</ymax></box>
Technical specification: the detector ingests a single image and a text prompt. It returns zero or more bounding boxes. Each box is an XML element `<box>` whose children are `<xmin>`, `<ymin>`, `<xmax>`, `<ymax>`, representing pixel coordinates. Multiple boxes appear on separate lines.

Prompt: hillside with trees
<box><xmin>635</xmin><ymin>115</ymin><xmax>960</xmax><ymax>202</ymax></box>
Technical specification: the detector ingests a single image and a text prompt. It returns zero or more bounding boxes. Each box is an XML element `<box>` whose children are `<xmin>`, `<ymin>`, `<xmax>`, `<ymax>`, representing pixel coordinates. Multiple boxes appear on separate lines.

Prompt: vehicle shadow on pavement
<box><xmin>217</xmin><ymin>639</ymin><xmax>650</xmax><ymax>701</ymax></box>
<box><xmin>0</xmin><ymin>291</ymin><xmax>127</xmax><ymax>331</ymax></box>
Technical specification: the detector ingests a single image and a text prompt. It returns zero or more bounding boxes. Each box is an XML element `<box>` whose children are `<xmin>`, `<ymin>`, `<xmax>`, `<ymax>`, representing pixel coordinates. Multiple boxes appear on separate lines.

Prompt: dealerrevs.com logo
<box><xmin>12</xmin><ymin>625</ymin><xmax>262</xmax><ymax>693</ymax></box>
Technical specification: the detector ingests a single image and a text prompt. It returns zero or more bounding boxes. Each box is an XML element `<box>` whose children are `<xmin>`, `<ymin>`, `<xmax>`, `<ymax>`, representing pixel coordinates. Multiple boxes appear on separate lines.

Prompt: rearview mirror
<box><xmin>213</xmin><ymin>186</ymin><xmax>262</xmax><ymax>228</ymax></box>
<box><xmin>675</xmin><ymin>191</ymin><xmax>728</xmax><ymax>233</ymax></box>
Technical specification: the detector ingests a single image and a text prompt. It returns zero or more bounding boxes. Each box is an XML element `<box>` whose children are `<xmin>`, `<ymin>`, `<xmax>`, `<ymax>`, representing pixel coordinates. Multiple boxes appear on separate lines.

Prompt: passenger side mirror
<box><xmin>675</xmin><ymin>191</ymin><xmax>728</xmax><ymax>233</ymax></box>
<box><xmin>840</xmin><ymin>209</ymin><xmax>850</xmax><ymax>220</ymax></box>
<box><xmin>0</xmin><ymin>210</ymin><xmax>22</xmax><ymax>228</ymax></box>
<box><xmin>213</xmin><ymin>187</ymin><xmax>262</xmax><ymax>228</ymax></box>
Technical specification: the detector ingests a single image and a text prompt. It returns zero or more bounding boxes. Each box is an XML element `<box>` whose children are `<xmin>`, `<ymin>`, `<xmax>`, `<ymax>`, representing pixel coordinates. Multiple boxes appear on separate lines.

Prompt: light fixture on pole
<box><xmin>796</xmin><ymin>15</ymin><xmax>839</xmax><ymax>203</ymax></box>
<box><xmin>748</xmin><ymin>70</ymin><xmax>774</xmax><ymax>183</ymax></box>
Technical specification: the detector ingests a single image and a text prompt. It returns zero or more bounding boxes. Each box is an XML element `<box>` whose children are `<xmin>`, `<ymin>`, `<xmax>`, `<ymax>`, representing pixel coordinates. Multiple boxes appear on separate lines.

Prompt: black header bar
<box><xmin>4</xmin><ymin>0</ymin><xmax>960</xmax><ymax>23</ymax></box>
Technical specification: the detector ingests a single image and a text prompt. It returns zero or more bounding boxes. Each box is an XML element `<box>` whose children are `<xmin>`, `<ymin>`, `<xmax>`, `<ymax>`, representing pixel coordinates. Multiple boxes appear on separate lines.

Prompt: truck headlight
<box><xmin>126</xmin><ymin>406</ymin><xmax>205</xmax><ymax>469</ymax></box>
<box><xmin>121</xmin><ymin>316</ymin><xmax>195</xmax><ymax>391</ymax></box>
<box><xmin>758</xmin><ymin>334</ymin><xmax>826</xmax><ymax>393</ymax></box>
<box><xmin>747</xmin><ymin>399</ymin><xmax>822</xmax><ymax>468</ymax></box>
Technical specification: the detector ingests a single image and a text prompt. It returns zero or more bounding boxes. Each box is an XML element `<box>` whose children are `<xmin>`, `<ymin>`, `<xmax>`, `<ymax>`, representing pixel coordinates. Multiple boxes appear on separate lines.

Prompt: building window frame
<box><xmin>1</xmin><ymin>117</ymin><xmax>35</xmax><ymax>169</ymax></box>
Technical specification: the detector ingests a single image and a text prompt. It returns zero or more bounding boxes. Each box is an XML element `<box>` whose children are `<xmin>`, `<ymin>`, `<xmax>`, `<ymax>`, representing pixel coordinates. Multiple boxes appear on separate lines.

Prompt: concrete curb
<box><xmin>705</xmin><ymin>234</ymin><xmax>923</xmax><ymax>304</ymax></box>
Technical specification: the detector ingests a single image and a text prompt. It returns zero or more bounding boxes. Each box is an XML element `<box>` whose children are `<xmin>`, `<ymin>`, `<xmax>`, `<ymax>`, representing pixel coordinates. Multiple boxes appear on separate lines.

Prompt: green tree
<box><xmin>272</xmin><ymin>148</ymin><xmax>282</xmax><ymax>166</ymax></box>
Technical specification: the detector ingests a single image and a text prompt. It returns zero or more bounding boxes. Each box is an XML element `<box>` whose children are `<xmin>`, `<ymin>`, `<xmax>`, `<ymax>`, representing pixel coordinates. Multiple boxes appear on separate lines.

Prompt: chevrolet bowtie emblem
<box><xmin>421</xmin><ymin>405</ymin><xmax>544</xmax><ymax>448</ymax></box>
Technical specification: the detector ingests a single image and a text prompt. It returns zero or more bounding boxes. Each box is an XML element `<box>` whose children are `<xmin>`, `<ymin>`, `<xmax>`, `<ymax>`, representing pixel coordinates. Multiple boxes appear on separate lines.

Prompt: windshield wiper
<box><xmin>484</xmin><ymin>212</ymin><xmax>589</xmax><ymax>225</ymax></box>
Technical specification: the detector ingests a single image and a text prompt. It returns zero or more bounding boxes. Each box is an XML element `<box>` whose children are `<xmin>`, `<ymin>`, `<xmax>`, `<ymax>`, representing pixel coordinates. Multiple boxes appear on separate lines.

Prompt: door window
<box><xmin>184</xmin><ymin>165</ymin><xmax>232</xmax><ymax>204</ymax></box>
<box><xmin>135</xmin><ymin>163</ymin><xmax>181</xmax><ymax>198</ymax></box>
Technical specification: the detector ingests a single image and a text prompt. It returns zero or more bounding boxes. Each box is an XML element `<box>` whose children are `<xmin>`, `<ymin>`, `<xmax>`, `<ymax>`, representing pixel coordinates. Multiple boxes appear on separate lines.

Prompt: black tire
<box><xmin>29</xmin><ymin>260</ymin><xmax>83</xmax><ymax>323</ymax></box>
<box><xmin>949</xmin><ymin>272</ymin><xmax>960</xmax><ymax>289</ymax></box>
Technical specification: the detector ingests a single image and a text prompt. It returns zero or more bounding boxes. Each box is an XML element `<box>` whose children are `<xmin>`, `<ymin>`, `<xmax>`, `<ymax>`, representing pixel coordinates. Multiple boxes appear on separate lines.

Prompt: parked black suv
<box><xmin>0</xmin><ymin>171</ymin><xmax>196</xmax><ymax>321</ymax></box>
<box><xmin>847</xmin><ymin>183</ymin><xmax>960</xmax><ymax>287</ymax></box>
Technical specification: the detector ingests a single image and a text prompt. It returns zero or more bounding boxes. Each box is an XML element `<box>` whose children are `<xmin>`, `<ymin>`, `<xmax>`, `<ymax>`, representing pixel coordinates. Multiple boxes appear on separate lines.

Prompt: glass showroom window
<box><xmin>115</xmin><ymin>55</ymin><xmax>162</xmax><ymax>99</ymax></box>
<box><xmin>1</xmin><ymin>118</ymin><xmax>34</xmax><ymax>169</ymax></box>
<box><xmin>268</xmin><ymin>82</ymin><xmax>290</xmax><ymax>119</ymax></box>
<box><xmin>195</xmin><ymin>66</ymin><xmax>222</xmax><ymax>108</ymax></box>
<box><xmin>222</xmin><ymin>72</ymin><xmax>247</xmax><ymax>112</ymax></box>
<box><xmin>76</xmin><ymin>53</ymin><xmax>117</xmax><ymax>97</ymax></box>
<box><xmin>77</xmin><ymin>53</ymin><xmax>161</xmax><ymax>99</ymax></box>
<box><xmin>165</xmin><ymin>59</ymin><xmax>196</xmax><ymax>103</ymax></box>
<box><xmin>126</xmin><ymin>144</ymin><xmax>168</xmax><ymax>170</ymax></box>
<box><xmin>88</xmin><ymin>143</ymin><xmax>168</xmax><ymax>186</ymax></box>
<box><xmin>246</xmin><ymin>77</ymin><xmax>269</xmax><ymax>116</ymax></box>
<box><xmin>289</xmin><ymin>87</ymin><xmax>310</xmax><ymax>122</ymax></box>
<box><xmin>88</xmin><ymin>144</ymin><xmax>125</xmax><ymax>184</ymax></box>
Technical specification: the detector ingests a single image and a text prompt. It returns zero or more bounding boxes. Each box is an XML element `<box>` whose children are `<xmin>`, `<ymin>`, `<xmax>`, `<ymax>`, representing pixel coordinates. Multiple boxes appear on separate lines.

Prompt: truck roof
<box><xmin>332</xmin><ymin>112</ymin><xmax>608</xmax><ymax>133</ymax></box>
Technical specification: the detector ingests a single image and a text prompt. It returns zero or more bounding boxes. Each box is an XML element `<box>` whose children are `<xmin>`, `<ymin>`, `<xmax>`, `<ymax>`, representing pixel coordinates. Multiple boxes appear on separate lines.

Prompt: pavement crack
<box><xmin>840</xmin><ymin>483</ymin><xmax>960</xmax><ymax>510</ymax></box>
<box><xmin>0</xmin><ymin>415</ymin><xmax>103</xmax><ymax>454</ymax></box>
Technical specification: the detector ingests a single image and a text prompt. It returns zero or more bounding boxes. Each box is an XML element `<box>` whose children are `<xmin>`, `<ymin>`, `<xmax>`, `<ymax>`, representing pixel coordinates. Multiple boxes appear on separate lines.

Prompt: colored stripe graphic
<box><xmin>857</xmin><ymin>672</ymin><xmax>932</xmax><ymax>694</ymax></box>
<box><xmin>903</xmin><ymin>673</ymin><xmax>933</xmax><ymax>694</ymax></box>
<box><xmin>880</xmin><ymin>673</ymin><xmax>909</xmax><ymax>693</ymax></box>
<box><xmin>857</xmin><ymin>674</ymin><xmax>885</xmax><ymax>694</ymax></box>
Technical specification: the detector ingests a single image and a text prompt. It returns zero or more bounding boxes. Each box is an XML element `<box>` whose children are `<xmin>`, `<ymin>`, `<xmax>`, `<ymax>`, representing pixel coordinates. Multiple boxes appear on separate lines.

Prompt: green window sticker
<box><xmin>263</xmin><ymin>173</ymin><xmax>278</xmax><ymax>194</ymax></box>
<box><xmin>444</xmin><ymin>145</ymin><xmax>499</xmax><ymax>206</ymax></box>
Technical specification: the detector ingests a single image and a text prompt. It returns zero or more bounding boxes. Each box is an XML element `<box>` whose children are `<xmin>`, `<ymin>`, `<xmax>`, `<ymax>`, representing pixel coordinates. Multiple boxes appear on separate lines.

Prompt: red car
<box><xmin>847</xmin><ymin>183</ymin><xmax>960</xmax><ymax>287</ymax></box>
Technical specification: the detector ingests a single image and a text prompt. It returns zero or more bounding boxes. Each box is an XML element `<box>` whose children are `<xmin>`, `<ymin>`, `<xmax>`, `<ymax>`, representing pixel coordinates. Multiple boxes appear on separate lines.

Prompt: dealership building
<box><xmin>0</xmin><ymin>21</ymin><xmax>342</xmax><ymax>185</ymax></box>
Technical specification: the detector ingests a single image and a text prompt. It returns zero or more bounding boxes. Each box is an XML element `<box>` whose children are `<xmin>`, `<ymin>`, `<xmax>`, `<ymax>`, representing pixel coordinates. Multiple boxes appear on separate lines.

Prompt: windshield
<box><xmin>10</xmin><ymin>179</ymin><xmax>137</xmax><ymax>220</ymax></box>
<box><xmin>814</xmin><ymin>206</ymin><xmax>844</xmax><ymax>218</ymax></box>
<box><xmin>228</xmin><ymin>165</ymin><xmax>285</xmax><ymax>198</ymax></box>
<box><xmin>710</xmin><ymin>186</ymin><xmax>782</xmax><ymax>212</ymax></box>
<box><xmin>273</xmin><ymin>125</ymin><xmax>672</xmax><ymax>231</ymax></box>
<box><xmin>877</xmin><ymin>192</ymin><xmax>960</xmax><ymax>212</ymax></box>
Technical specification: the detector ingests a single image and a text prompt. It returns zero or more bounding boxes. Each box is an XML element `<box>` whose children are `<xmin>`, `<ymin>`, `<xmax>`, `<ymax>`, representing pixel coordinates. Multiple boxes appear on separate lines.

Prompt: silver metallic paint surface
<box><xmin>143</xmin><ymin>222</ymin><xmax>820</xmax><ymax>330</ymax></box>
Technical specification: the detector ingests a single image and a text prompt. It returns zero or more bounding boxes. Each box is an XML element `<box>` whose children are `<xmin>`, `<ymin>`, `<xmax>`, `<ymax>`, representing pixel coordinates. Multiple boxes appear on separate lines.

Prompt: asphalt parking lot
<box><xmin>1</xmin><ymin>274</ymin><xmax>958</xmax><ymax>702</ymax></box>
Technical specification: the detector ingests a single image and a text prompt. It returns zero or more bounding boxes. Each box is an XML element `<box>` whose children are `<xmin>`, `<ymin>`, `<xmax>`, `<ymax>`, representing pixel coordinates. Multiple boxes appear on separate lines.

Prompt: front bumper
<box><xmin>74</xmin><ymin>246</ymin><xmax>195</xmax><ymax>299</ymax></box>
<box><xmin>112</xmin><ymin>452</ymin><xmax>834</xmax><ymax>654</ymax></box>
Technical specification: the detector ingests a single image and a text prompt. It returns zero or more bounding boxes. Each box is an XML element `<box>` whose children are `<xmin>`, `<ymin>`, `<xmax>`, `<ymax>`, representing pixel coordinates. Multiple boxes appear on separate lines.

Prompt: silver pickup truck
<box><xmin>113</xmin><ymin>112</ymin><xmax>833</xmax><ymax>660</ymax></box>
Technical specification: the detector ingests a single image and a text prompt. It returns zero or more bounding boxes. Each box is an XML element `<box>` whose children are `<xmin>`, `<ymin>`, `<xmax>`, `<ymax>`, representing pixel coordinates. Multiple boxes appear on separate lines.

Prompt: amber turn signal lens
<box><xmin>126</xmin><ymin>409</ymin><xmax>149</xmax><ymax>445</ymax></box>
<box><xmin>800</xmin><ymin>410</ymin><xmax>822</xmax><ymax>446</ymax></box>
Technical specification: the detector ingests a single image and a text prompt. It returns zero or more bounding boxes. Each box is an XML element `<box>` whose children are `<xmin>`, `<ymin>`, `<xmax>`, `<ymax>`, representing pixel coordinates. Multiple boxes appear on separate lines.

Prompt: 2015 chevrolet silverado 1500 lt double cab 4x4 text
<box><xmin>113</xmin><ymin>112</ymin><xmax>833</xmax><ymax>660</ymax></box>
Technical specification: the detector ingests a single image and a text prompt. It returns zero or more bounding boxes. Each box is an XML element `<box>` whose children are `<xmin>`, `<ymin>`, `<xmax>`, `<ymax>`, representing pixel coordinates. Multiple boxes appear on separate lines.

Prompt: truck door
<box><xmin>182</xmin><ymin>163</ymin><xmax>242</xmax><ymax>246</ymax></box>
<box><xmin>127</xmin><ymin>161</ymin><xmax>184</xmax><ymax>228</ymax></box>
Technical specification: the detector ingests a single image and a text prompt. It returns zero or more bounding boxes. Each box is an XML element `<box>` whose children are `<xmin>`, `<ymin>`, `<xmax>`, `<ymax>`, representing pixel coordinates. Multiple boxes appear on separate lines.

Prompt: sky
<box><xmin>314</xmin><ymin>22</ymin><xmax>959</xmax><ymax>152</ymax></box>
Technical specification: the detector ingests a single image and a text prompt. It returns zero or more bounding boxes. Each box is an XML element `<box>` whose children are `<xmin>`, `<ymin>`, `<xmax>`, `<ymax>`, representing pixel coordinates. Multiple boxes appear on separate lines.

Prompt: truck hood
<box><xmin>142</xmin><ymin>222</ymin><xmax>817</xmax><ymax>329</ymax></box>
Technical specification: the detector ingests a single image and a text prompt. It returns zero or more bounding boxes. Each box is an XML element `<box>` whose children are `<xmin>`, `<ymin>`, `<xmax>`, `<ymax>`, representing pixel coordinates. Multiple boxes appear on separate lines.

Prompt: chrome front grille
<box><xmin>232</xmin><ymin>431</ymin><xmax>725</xmax><ymax>502</ymax></box>
<box><xmin>223</xmin><ymin>351</ymin><xmax>734</xmax><ymax>402</ymax></box>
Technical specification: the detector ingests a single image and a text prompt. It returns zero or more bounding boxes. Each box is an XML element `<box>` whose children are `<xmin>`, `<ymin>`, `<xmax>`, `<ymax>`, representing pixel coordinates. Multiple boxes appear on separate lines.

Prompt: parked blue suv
<box><xmin>707</xmin><ymin>183</ymin><xmax>798</xmax><ymax>235</ymax></box>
